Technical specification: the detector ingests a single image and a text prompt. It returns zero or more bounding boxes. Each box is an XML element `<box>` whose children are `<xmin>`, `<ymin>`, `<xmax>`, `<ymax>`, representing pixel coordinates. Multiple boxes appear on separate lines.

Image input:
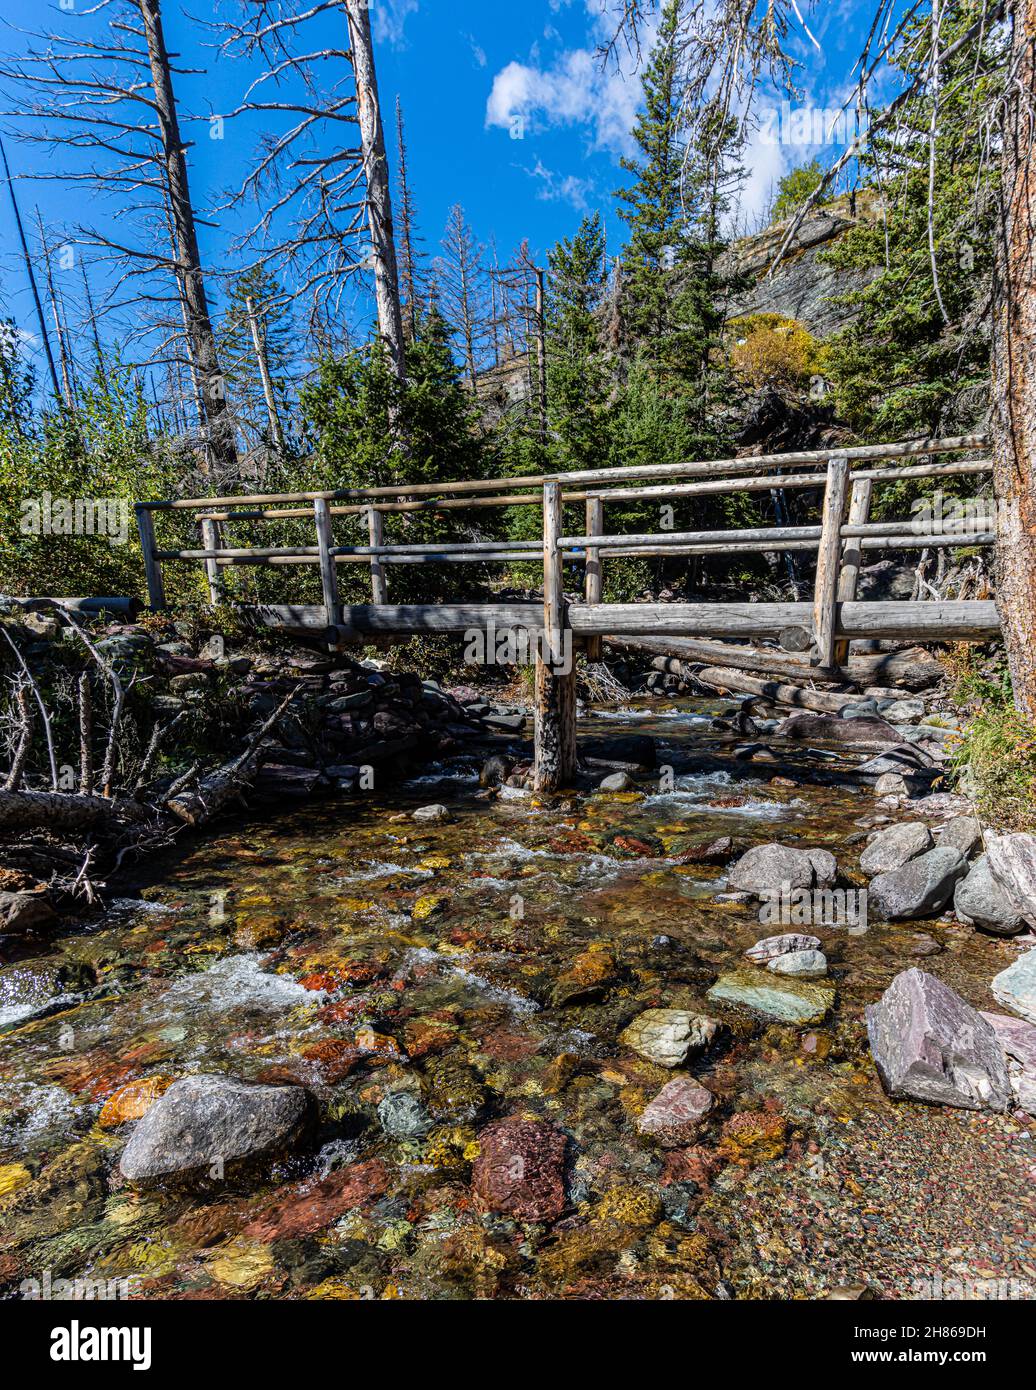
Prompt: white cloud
<box><xmin>523</xmin><ymin>158</ymin><xmax>595</xmax><ymax>211</ymax></box>
<box><xmin>463</xmin><ymin>32</ymin><xmax>488</xmax><ymax>69</ymax></box>
<box><xmin>373</xmin><ymin>0</ymin><xmax>419</xmax><ymax>49</ymax></box>
<box><xmin>485</xmin><ymin>46</ymin><xmax>646</xmax><ymax>155</ymax></box>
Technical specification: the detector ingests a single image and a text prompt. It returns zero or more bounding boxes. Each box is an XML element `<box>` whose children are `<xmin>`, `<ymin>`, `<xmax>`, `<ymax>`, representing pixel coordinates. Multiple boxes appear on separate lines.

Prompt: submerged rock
<box><xmin>869</xmin><ymin>847</ymin><xmax>967</xmax><ymax>920</ymax></box>
<box><xmin>859</xmin><ymin>822</ymin><xmax>933</xmax><ymax>877</ymax></box>
<box><xmin>867</xmin><ymin>969</ymin><xmax>1012</xmax><ymax>1111</ymax></box>
<box><xmin>717</xmin><ymin>1109</ymin><xmax>788</xmax><ymax>1165</ymax></box>
<box><xmin>955</xmin><ymin>856</ymin><xmax>1026</xmax><ymax>935</ymax></box>
<box><xmin>471</xmin><ymin>1115</ymin><xmax>566</xmax><ymax>1222</ymax></box>
<box><xmin>991</xmin><ymin>949</ymin><xmax>1036</xmax><ymax>1026</ymax></box>
<box><xmin>377</xmin><ymin>1089</ymin><xmax>432</xmax><ymax>1140</ymax></box>
<box><xmin>768</xmin><ymin>948</ymin><xmax>828</xmax><ymax>979</ymax></box>
<box><xmin>745</xmin><ymin>932</ymin><xmax>821</xmax><ymax>964</ymax></box>
<box><xmin>119</xmin><ymin>1075</ymin><xmax>316</xmax><ymax>1188</ymax></box>
<box><xmin>636</xmin><ymin>1076</ymin><xmax>713</xmax><ymax>1147</ymax></box>
<box><xmin>707</xmin><ymin>970</ymin><xmax>835</xmax><ymax>1024</ymax></box>
<box><xmin>619</xmin><ymin>1008</ymin><xmax>721</xmax><ymax>1067</ymax></box>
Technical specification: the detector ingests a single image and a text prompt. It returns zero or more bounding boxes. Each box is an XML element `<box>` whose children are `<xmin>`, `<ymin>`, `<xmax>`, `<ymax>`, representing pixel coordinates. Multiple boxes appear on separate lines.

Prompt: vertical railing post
<box><xmin>833</xmin><ymin>476</ymin><xmax>872</xmax><ymax>668</ymax></box>
<box><xmin>135</xmin><ymin>504</ymin><xmax>166</xmax><ymax>610</ymax></box>
<box><xmin>584</xmin><ymin>495</ymin><xmax>603</xmax><ymax>662</ymax></box>
<box><xmin>367</xmin><ymin>505</ymin><xmax>388</xmax><ymax>604</ymax></box>
<box><xmin>534</xmin><ymin>480</ymin><xmax>577</xmax><ymax>791</ymax></box>
<box><xmin>314</xmin><ymin>497</ymin><xmax>340</xmax><ymax>626</ymax></box>
<box><xmin>200</xmin><ymin>517</ymin><xmax>223</xmax><ymax>607</ymax></box>
<box><xmin>812</xmin><ymin>453</ymin><xmax>850</xmax><ymax>670</ymax></box>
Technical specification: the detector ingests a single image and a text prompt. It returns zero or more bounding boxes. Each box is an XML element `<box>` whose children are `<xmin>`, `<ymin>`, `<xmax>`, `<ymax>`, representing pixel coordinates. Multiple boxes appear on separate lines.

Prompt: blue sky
<box><xmin>0</xmin><ymin>0</ymin><xmax>888</xmax><ymax>385</ymax></box>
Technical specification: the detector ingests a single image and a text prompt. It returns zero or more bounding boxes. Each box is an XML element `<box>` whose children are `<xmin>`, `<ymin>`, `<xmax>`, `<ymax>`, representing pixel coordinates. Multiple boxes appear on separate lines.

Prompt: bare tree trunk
<box><xmin>1</xmin><ymin>133</ymin><xmax>61</xmax><ymax>403</ymax></box>
<box><xmin>139</xmin><ymin>0</ymin><xmax>237</xmax><ymax>470</ymax></box>
<box><xmin>246</xmin><ymin>296</ymin><xmax>285</xmax><ymax>453</ymax></box>
<box><xmin>346</xmin><ymin>0</ymin><xmax>406</xmax><ymax>383</ymax></box>
<box><xmin>992</xmin><ymin>0</ymin><xmax>1036</xmax><ymax>715</ymax></box>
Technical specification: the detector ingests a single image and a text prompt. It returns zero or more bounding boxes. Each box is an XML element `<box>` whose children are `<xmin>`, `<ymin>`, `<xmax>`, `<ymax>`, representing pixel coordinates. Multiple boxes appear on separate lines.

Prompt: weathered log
<box><xmin>604</xmin><ymin>635</ymin><xmax>945</xmax><ymax>689</ymax></box>
<box><xmin>0</xmin><ymin>789</ymin><xmax>152</xmax><ymax>833</ymax></box>
<box><xmin>0</xmin><ymin>596</ymin><xmax>143</xmax><ymax>619</ymax></box>
<box><xmin>678</xmin><ymin>664</ymin><xmax>859</xmax><ymax>715</ymax></box>
<box><xmin>166</xmin><ymin>685</ymin><xmax>301</xmax><ymax>826</ymax></box>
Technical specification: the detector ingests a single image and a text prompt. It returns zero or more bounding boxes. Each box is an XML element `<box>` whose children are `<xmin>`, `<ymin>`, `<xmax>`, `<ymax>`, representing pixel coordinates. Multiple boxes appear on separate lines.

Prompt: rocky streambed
<box><xmin>1</xmin><ymin>699</ymin><xmax>1035</xmax><ymax>1301</ymax></box>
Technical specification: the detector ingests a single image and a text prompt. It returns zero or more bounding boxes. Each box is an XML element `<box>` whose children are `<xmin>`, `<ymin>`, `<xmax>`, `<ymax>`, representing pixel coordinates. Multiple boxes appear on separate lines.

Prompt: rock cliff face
<box><xmin>722</xmin><ymin>193</ymin><xmax>883</xmax><ymax>338</ymax></box>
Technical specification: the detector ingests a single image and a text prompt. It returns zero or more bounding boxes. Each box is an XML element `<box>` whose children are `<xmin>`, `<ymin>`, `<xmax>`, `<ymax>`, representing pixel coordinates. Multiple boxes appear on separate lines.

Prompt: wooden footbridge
<box><xmin>135</xmin><ymin>435</ymin><xmax>1000</xmax><ymax>789</ymax></box>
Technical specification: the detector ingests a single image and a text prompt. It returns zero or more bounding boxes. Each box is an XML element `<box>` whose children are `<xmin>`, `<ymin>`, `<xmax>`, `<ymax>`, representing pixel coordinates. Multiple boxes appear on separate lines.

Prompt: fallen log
<box><xmin>166</xmin><ymin>685</ymin><xmax>301</xmax><ymax>826</ymax></box>
<box><xmin>1</xmin><ymin>596</ymin><xmax>142</xmax><ymax>619</ymax></box>
<box><xmin>604</xmin><ymin>635</ymin><xmax>946</xmax><ymax>690</ymax></box>
<box><xmin>683</xmin><ymin>665</ymin><xmax>859</xmax><ymax>715</ymax></box>
<box><xmin>0</xmin><ymin>789</ymin><xmax>153</xmax><ymax>833</ymax></box>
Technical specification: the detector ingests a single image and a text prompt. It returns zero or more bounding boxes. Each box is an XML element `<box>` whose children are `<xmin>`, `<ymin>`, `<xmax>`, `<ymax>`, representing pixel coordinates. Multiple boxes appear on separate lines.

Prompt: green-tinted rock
<box><xmin>707</xmin><ymin>969</ymin><xmax>836</xmax><ymax>1025</ymax></box>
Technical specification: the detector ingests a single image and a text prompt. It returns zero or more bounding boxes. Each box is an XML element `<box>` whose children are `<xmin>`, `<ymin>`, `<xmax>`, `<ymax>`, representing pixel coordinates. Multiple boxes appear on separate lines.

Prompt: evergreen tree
<box><xmin>545</xmin><ymin>212</ymin><xmax>611</xmax><ymax>473</ymax></box>
<box><xmin>823</xmin><ymin>3</ymin><xmax>1004</xmax><ymax>444</ymax></box>
<box><xmin>615</xmin><ymin>0</ymin><xmax>745</xmax><ymax>441</ymax></box>
<box><xmin>219</xmin><ymin>265</ymin><xmax>297</xmax><ymax>449</ymax></box>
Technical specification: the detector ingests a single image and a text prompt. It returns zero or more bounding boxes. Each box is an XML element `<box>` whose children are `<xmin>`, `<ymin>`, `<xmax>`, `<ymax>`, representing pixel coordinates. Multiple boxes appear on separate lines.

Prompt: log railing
<box><xmin>135</xmin><ymin>434</ymin><xmax>999</xmax><ymax>788</ymax></box>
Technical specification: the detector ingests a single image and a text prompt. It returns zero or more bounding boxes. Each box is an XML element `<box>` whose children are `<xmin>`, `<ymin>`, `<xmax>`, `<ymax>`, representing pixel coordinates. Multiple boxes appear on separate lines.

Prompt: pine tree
<box><xmin>822</xmin><ymin>6</ymin><xmax>1004</xmax><ymax>444</ymax></box>
<box><xmin>545</xmin><ymin>212</ymin><xmax>611</xmax><ymax>472</ymax></box>
<box><xmin>219</xmin><ymin>266</ymin><xmax>296</xmax><ymax>451</ymax></box>
<box><xmin>615</xmin><ymin>0</ymin><xmax>745</xmax><ymax>439</ymax></box>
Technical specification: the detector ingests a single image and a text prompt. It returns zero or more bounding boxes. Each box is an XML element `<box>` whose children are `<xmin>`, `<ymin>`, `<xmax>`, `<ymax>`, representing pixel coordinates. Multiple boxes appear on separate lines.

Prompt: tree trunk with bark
<box><xmin>992</xmin><ymin>0</ymin><xmax>1036</xmax><ymax>715</ymax></box>
<box><xmin>139</xmin><ymin>0</ymin><xmax>237</xmax><ymax>471</ymax></box>
<box><xmin>346</xmin><ymin>0</ymin><xmax>406</xmax><ymax>383</ymax></box>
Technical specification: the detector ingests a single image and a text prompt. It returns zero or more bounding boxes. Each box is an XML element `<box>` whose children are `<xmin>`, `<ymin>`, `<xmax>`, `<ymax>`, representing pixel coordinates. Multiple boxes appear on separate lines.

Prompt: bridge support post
<box><xmin>812</xmin><ymin>454</ymin><xmax>850</xmax><ymax>669</ymax></box>
<box><xmin>534</xmin><ymin>480</ymin><xmax>577</xmax><ymax>791</ymax></box>
<box><xmin>135</xmin><ymin>505</ymin><xmax>166</xmax><ymax>610</ymax></box>
<box><xmin>367</xmin><ymin>506</ymin><xmax>389</xmax><ymax>604</ymax></box>
<box><xmin>833</xmin><ymin>476</ymin><xmax>872</xmax><ymax>667</ymax></box>
<box><xmin>314</xmin><ymin>498</ymin><xmax>341</xmax><ymax>626</ymax></box>
<box><xmin>200</xmin><ymin>518</ymin><xmax>223</xmax><ymax>606</ymax></box>
<box><xmin>584</xmin><ymin>496</ymin><xmax>604</xmax><ymax>662</ymax></box>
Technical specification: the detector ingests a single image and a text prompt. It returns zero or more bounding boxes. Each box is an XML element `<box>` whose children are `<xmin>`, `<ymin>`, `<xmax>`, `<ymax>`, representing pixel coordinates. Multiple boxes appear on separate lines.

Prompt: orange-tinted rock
<box><xmin>242</xmin><ymin>1159</ymin><xmax>391</xmax><ymax>1241</ymax></box>
<box><xmin>660</xmin><ymin>1145</ymin><xmax>721</xmax><ymax>1188</ymax></box>
<box><xmin>98</xmin><ymin>1075</ymin><xmax>175</xmax><ymax>1129</ymax></box>
<box><xmin>472</xmin><ymin>1115</ymin><xmax>566</xmax><ymax>1223</ymax></box>
<box><xmin>717</xmin><ymin>1110</ymin><xmax>788</xmax><ymax>1166</ymax></box>
<box><xmin>298</xmin><ymin>1039</ymin><xmax>363</xmax><ymax>1081</ymax></box>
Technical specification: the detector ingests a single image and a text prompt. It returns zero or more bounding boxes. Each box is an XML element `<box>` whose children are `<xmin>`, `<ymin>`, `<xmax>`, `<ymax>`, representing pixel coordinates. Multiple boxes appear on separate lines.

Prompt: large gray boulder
<box><xmin>954</xmin><ymin>855</ymin><xmax>1026</xmax><ymax>935</ymax></box>
<box><xmin>866</xmin><ymin>969</ymin><xmax>1012</xmax><ymax>1111</ymax></box>
<box><xmin>984</xmin><ymin>833</ymin><xmax>1036</xmax><ymax>930</ymax></box>
<box><xmin>869</xmin><ymin>847</ymin><xmax>968</xmax><ymax>920</ymax></box>
<box><xmin>991</xmin><ymin>949</ymin><xmax>1036</xmax><ymax>1026</ymax></box>
<box><xmin>939</xmin><ymin>817</ymin><xmax>982</xmax><ymax>859</ymax></box>
<box><xmin>859</xmin><ymin>822</ymin><xmax>933</xmax><ymax>877</ymax></box>
<box><xmin>119</xmin><ymin>1075</ymin><xmax>316</xmax><ymax>1188</ymax></box>
<box><xmin>727</xmin><ymin>843</ymin><xmax>816</xmax><ymax>895</ymax></box>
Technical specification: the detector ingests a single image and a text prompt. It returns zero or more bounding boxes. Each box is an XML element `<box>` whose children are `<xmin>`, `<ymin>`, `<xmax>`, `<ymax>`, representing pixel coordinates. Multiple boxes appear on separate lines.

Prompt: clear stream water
<box><xmin>1</xmin><ymin>701</ymin><xmax>1033</xmax><ymax>1300</ymax></box>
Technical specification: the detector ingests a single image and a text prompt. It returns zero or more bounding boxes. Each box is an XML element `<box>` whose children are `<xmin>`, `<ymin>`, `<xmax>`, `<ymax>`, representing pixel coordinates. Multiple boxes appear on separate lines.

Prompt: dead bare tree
<box><xmin>0</xmin><ymin>0</ymin><xmax>238</xmax><ymax>469</ymax></box>
<box><xmin>435</xmin><ymin>204</ymin><xmax>490</xmax><ymax>388</ymax></box>
<box><xmin>216</xmin><ymin>0</ymin><xmax>405</xmax><ymax>380</ymax></box>
<box><xmin>395</xmin><ymin>96</ymin><xmax>426</xmax><ymax>341</ymax></box>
